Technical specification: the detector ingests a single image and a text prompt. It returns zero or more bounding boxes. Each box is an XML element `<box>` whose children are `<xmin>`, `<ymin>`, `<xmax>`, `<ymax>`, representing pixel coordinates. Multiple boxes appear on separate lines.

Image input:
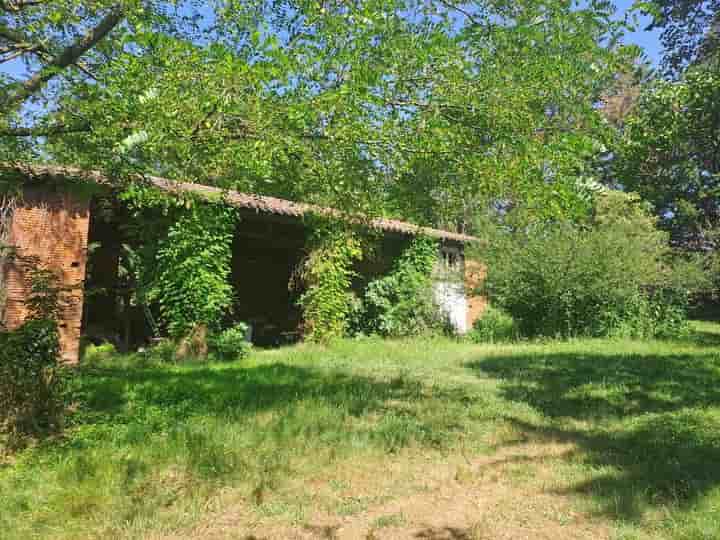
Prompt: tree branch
<box><xmin>436</xmin><ymin>0</ymin><xmax>481</xmax><ymax>26</ymax></box>
<box><xmin>0</xmin><ymin>41</ymin><xmax>46</xmax><ymax>63</ymax></box>
<box><xmin>0</xmin><ymin>24</ymin><xmax>32</xmax><ymax>45</ymax></box>
<box><xmin>0</xmin><ymin>48</ymin><xmax>26</xmax><ymax>63</ymax></box>
<box><xmin>1</xmin><ymin>0</ymin><xmax>47</xmax><ymax>12</ymax></box>
<box><xmin>0</xmin><ymin>122</ymin><xmax>90</xmax><ymax>137</ymax></box>
<box><xmin>1</xmin><ymin>5</ymin><xmax>124</xmax><ymax>112</ymax></box>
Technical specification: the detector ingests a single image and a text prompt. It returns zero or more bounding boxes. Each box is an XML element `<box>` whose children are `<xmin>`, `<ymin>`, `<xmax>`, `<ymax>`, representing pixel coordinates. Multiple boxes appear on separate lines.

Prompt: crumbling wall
<box><xmin>2</xmin><ymin>185</ymin><xmax>90</xmax><ymax>363</ymax></box>
<box><xmin>0</xmin><ymin>194</ymin><xmax>17</xmax><ymax>328</ymax></box>
<box><xmin>465</xmin><ymin>258</ymin><xmax>487</xmax><ymax>330</ymax></box>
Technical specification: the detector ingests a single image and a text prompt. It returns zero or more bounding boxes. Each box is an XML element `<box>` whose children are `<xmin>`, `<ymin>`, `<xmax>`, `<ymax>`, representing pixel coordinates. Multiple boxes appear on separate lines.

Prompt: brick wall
<box><xmin>2</xmin><ymin>185</ymin><xmax>90</xmax><ymax>364</ymax></box>
<box><xmin>465</xmin><ymin>259</ymin><xmax>487</xmax><ymax>330</ymax></box>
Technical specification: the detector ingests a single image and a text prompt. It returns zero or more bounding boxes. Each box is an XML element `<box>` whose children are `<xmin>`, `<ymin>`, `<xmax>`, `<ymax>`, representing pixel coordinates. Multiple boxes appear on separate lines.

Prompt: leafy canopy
<box><xmin>2</xmin><ymin>1</ymin><xmax>632</xmax><ymax>228</ymax></box>
<box><xmin>635</xmin><ymin>0</ymin><xmax>719</xmax><ymax>75</ymax></box>
<box><xmin>612</xmin><ymin>67</ymin><xmax>720</xmax><ymax>250</ymax></box>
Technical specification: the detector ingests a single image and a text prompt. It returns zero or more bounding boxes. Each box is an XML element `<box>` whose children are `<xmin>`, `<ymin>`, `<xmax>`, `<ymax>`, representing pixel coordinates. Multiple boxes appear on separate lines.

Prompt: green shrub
<box><xmin>477</xmin><ymin>191</ymin><xmax>710</xmax><ymax>339</ymax></box>
<box><xmin>82</xmin><ymin>342</ymin><xmax>117</xmax><ymax>364</ymax></box>
<box><xmin>210</xmin><ymin>323</ymin><xmax>252</xmax><ymax>360</ymax></box>
<box><xmin>468</xmin><ymin>306</ymin><xmax>518</xmax><ymax>343</ymax></box>
<box><xmin>600</xmin><ymin>289</ymin><xmax>692</xmax><ymax>339</ymax></box>
<box><xmin>1</xmin><ymin>265</ymin><xmax>72</xmax><ymax>442</ymax></box>
<box><xmin>650</xmin><ymin>291</ymin><xmax>693</xmax><ymax>338</ymax></box>
<box><xmin>345</xmin><ymin>292</ymin><xmax>367</xmax><ymax>337</ymax></box>
<box><xmin>149</xmin><ymin>338</ymin><xmax>178</xmax><ymax>363</ymax></box>
<box><xmin>0</xmin><ymin>319</ymin><xmax>67</xmax><ymax>438</ymax></box>
<box><xmin>363</xmin><ymin>237</ymin><xmax>443</xmax><ymax>337</ymax></box>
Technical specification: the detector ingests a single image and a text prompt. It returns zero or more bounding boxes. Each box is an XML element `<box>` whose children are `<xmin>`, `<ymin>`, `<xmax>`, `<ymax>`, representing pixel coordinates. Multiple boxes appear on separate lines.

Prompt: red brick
<box><xmin>465</xmin><ymin>259</ymin><xmax>487</xmax><ymax>330</ymax></box>
<box><xmin>2</xmin><ymin>186</ymin><xmax>90</xmax><ymax>364</ymax></box>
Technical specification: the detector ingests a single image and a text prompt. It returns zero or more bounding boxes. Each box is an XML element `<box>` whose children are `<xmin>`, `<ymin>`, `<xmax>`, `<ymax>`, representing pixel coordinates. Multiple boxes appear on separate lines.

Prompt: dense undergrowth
<box><xmin>2</xmin><ymin>324</ymin><xmax>720</xmax><ymax>539</ymax></box>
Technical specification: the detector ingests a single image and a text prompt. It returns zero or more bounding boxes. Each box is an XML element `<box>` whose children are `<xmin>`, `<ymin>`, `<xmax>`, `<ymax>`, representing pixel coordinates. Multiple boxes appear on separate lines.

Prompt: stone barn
<box><xmin>0</xmin><ymin>163</ymin><xmax>482</xmax><ymax>363</ymax></box>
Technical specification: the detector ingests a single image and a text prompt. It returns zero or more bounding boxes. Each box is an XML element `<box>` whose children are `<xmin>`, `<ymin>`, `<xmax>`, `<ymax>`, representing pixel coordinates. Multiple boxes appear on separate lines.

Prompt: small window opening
<box><xmin>440</xmin><ymin>247</ymin><xmax>461</xmax><ymax>272</ymax></box>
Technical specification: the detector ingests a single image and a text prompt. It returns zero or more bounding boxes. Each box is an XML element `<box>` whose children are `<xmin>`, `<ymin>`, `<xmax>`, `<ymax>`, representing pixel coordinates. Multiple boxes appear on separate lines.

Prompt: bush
<box><xmin>346</xmin><ymin>292</ymin><xmax>366</xmax><ymax>337</ymax></box>
<box><xmin>149</xmin><ymin>338</ymin><xmax>178</xmax><ymax>363</ymax></box>
<box><xmin>0</xmin><ymin>319</ymin><xmax>68</xmax><ymax>438</ymax></box>
<box><xmin>210</xmin><ymin>323</ymin><xmax>252</xmax><ymax>360</ymax></box>
<box><xmin>363</xmin><ymin>237</ymin><xmax>444</xmax><ymax>337</ymax></box>
<box><xmin>468</xmin><ymin>306</ymin><xmax>518</xmax><ymax>343</ymax></box>
<box><xmin>1</xmin><ymin>265</ymin><xmax>72</xmax><ymax>443</ymax></box>
<box><xmin>600</xmin><ymin>289</ymin><xmax>692</xmax><ymax>339</ymax></box>
<box><xmin>477</xmin><ymin>191</ymin><xmax>711</xmax><ymax>339</ymax></box>
<box><xmin>82</xmin><ymin>342</ymin><xmax>117</xmax><ymax>364</ymax></box>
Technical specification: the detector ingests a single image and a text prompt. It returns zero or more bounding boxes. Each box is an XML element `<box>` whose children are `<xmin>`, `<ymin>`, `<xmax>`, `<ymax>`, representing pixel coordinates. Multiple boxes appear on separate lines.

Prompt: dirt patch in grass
<box><xmin>160</xmin><ymin>441</ymin><xmax>610</xmax><ymax>540</ymax></box>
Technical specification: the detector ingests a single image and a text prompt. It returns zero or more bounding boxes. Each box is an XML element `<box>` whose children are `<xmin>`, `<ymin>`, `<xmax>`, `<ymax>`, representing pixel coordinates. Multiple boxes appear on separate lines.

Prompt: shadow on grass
<box><xmin>74</xmin><ymin>362</ymin><xmax>424</xmax><ymax>421</ymax></box>
<box><xmin>670</xmin><ymin>323</ymin><xmax>720</xmax><ymax>347</ymax></box>
<box><xmin>66</xmin><ymin>359</ymin><xmax>470</xmax><ymax>462</ymax></box>
<box><xmin>469</xmin><ymin>349</ymin><xmax>720</xmax><ymax>521</ymax></box>
<box><xmin>414</xmin><ymin>526</ymin><xmax>473</xmax><ymax>539</ymax></box>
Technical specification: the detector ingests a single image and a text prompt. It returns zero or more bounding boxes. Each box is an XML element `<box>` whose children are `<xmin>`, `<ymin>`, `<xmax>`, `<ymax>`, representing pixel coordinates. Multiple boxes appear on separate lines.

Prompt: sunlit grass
<box><xmin>2</xmin><ymin>324</ymin><xmax>720</xmax><ymax>539</ymax></box>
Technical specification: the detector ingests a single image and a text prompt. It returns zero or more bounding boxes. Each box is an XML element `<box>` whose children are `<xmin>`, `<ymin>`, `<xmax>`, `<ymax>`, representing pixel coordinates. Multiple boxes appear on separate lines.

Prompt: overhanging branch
<box><xmin>1</xmin><ymin>5</ymin><xmax>124</xmax><ymax>112</ymax></box>
<box><xmin>1</xmin><ymin>0</ymin><xmax>47</xmax><ymax>11</ymax></box>
<box><xmin>0</xmin><ymin>122</ymin><xmax>90</xmax><ymax>137</ymax></box>
<box><xmin>436</xmin><ymin>0</ymin><xmax>481</xmax><ymax>26</ymax></box>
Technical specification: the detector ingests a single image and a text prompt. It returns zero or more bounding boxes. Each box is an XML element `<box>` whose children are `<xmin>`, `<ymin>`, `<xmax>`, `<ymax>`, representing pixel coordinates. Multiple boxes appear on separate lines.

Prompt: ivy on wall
<box><xmin>117</xmin><ymin>184</ymin><xmax>240</xmax><ymax>340</ymax></box>
<box><xmin>1</xmin><ymin>265</ymin><xmax>68</xmax><ymax>442</ymax></box>
<box><xmin>296</xmin><ymin>222</ymin><xmax>364</xmax><ymax>342</ymax></box>
<box><xmin>363</xmin><ymin>236</ymin><xmax>442</xmax><ymax>337</ymax></box>
<box><xmin>153</xmin><ymin>202</ymin><xmax>238</xmax><ymax>338</ymax></box>
<box><xmin>117</xmin><ymin>184</ymin><xmax>184</xmax><ymax>338</ymax></box>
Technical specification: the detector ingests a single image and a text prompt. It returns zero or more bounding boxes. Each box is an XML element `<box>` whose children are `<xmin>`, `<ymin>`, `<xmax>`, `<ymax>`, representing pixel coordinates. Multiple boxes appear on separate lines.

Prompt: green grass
<box><xmin>372</xmin><ymin>511</ymin><xmax>406</xmax><ymax>529</ymax></box>
<box><xmin>2</xmin><ymin>323</ymin><xmax>720</xmax><ymax>539</ymax></box>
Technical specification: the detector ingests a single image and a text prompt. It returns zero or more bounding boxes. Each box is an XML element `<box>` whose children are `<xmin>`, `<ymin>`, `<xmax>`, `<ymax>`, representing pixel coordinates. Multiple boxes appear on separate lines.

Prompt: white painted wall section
<box><xmin>434</xmin><ymin>280</ymin><xmax>468</xmax><ymax>334</ymax></box>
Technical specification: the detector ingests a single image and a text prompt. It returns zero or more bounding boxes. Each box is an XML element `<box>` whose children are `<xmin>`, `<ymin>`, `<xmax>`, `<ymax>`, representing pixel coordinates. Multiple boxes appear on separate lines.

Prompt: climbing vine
<box><xmin>118</xmin><ymin>183</ymin><xmax>240</xmax><ymax>339</ymax></box>
<box><xmin>153</xmin><ymin>201</ymin><xmax>238</xmax><ymax>338</ymax></box>
<box><xmin>363</xmin><ymin>236</ymin><xmax>442</xmax><ymax>337</ymax></box>
<box><xmin>116</xmin><ymin>183</ymin><xmax>187</xmax><ymax>339</ymax></box>
<box><xmin>295</xmin><ymin>222</ymin><xmax>364</xmax><ymax>342</ymax></box>
<box><xmin>1</xmin><ymin>264</ymin><xmax>67</xmax><ymax>442</ymax></box>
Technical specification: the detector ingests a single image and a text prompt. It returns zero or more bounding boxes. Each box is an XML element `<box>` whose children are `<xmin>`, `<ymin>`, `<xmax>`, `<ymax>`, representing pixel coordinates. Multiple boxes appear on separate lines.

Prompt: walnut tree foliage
<box><xmin>1</xmin><ymin>0</ymin><xmax>633</xmax><ymax>228</ymax></box>
<box><xmin>612</xmin><ymin>67</ymin><xmax>720</xmax><ymax>251</ymax></box>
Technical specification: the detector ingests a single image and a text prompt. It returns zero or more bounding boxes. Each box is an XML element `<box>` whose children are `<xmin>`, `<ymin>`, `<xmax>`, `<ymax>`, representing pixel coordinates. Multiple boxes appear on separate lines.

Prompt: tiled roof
<box><xmin>1</xmin><ymin>162</ymin><xmax>478</xmax><ymax>243</ymax></box>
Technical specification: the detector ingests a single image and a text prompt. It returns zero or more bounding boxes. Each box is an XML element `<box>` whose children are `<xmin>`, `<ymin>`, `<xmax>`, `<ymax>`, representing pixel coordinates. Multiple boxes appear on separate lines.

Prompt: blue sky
<box><xmin>1</xmin><ymin>1</ymin><xmax>664</xmax><ymax>78</ymax></box>
<box><xmin>615</xmin><ymin>0</ymin><xmax>663</xmax><ymax>64</ymax></box>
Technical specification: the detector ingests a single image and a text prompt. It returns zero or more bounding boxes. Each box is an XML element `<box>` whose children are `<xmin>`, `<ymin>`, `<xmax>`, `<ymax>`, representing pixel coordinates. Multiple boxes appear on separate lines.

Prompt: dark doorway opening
<box><xmin>231</xmin><ymin>218</ymin><xmax>306</xmax><ymax>346</ymax></box>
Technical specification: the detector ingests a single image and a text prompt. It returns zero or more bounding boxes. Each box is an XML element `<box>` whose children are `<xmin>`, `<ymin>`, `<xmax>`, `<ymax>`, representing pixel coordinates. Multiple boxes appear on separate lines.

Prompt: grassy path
<box><xmin>3</xmin><ymin>323</ymin><xmax>720</xmax><ymax>539</ymax></box>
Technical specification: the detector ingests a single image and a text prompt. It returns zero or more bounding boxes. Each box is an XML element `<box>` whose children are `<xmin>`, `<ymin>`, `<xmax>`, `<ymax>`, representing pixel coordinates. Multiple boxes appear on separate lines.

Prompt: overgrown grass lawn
<box><xmin>3</xmin><ymin>323</ymin><xmax>720</xmax><ymax>539</ymax></box>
